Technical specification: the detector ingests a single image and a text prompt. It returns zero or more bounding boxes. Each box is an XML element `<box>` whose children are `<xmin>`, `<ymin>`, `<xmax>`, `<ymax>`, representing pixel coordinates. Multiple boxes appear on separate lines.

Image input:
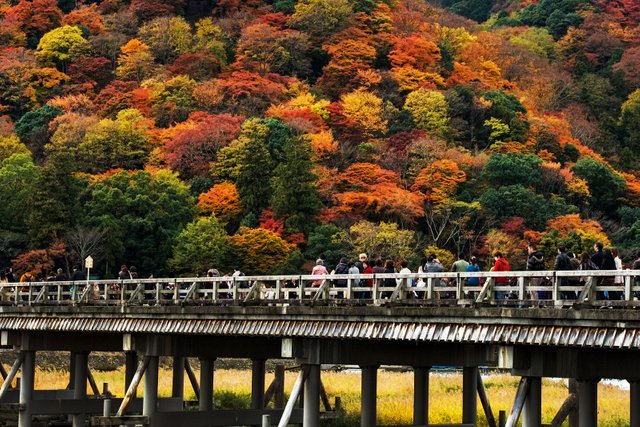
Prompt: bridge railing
<box><xmin>1</xmin><ymin>270</ymin><xmax>639</xmax><ymax>307</ymax></box>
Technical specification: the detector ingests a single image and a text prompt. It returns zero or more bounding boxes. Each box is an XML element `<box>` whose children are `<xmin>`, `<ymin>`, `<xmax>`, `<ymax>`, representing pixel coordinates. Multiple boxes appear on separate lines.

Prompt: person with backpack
<box><xmin>554</xmin><ymin>246</ymin><xmax>575</xmax><ymax>299</ymax></box>
<box><xmin>465</xmin><ymin>256</ymin><xmax>481</xmax><ymax>298</ymax></box>
<box><xmin>526</xmin><ymin>243</ymin><xmax>546</xmax><ymax>299</ymax></box>
<box><xmin>333</xmin><ymin>257</ymin><xmax>349</xmax><ymax>298</ymax></box>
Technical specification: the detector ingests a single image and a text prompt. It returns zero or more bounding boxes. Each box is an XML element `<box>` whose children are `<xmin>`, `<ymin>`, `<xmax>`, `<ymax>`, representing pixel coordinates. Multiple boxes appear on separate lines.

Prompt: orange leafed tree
<box><xmin>389</xmin><ymin>34</ymin><xmax>440</xmax><ymax>71</ymax></box>
<box><xmin>229</xmin><ymin>227</ymin><xmax>294</xmax><ymax>275</ymax></box>
<box><xmin>331</xmin><ymin>162</ymin><xmax>424</xmax><ymax>224</ymax></box>
<box><xmin>197</xmin><ymin>181</ymin><xmax>243</xmax><ymax>222</ymax></box>
<box><xmin>411</xmin><ymin>159</ymin><xmax>466</xmax><ymax>205</ymax></box>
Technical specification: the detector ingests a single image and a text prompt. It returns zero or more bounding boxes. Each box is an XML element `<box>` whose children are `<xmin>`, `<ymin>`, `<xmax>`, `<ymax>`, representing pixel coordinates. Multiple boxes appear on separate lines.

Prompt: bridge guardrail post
<box><xmin>155</xmin><ymin>283</ymin><xmax>161</xmax><ymax>305</ymax></box>
<box><xmin>427</xmin><ymin>277</ymin><xmax>434</xmax><ymax>300</ymax></box>
<box><xmin>456</xmin><ymin>273</ymin><xmax>463</xmax><ymax>300</ymax></box>
<box><xmin>57</xmin><ymin>283</ymin><xmax>62</xmax><ymax>302</ymax></box>
<box><xmin>625</xmin><ymin>275</ymin><xmax>632</xmax><ymax>301</ymax></box>
<box><xmin>372</xmin><ymin>276</ymin><xmax>378</xmax><ymax>301</ymax></box>
<box><xmin>347</xmin><ymin>278</ymin><xmax>353</xmax><ymax>300</ymax></box>
<box><xmin>518</xmin><ymin>277</ymin><xmax>525</xmax><ymax>301</ymax></box>
<box><xmin>299</xmin><ymin>276</ymin><xmax>305</xmax><ymax>301</ymax></box>
<box><xmin>552</xmin><ymin>272</ymin><xmax>560</xmax><ymax>303</ymax></box>
<box><xmin>400</xmin><ymin>277</ymin><xmax>407</xmax><ymax>301</ymax></box>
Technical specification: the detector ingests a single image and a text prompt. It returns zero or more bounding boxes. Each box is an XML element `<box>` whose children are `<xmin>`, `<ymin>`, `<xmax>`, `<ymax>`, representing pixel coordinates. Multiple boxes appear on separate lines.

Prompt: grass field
<box><xmin>31</xmin><ymin>367</ymin><xmax>630</xmax><ymax>426</ymax></box>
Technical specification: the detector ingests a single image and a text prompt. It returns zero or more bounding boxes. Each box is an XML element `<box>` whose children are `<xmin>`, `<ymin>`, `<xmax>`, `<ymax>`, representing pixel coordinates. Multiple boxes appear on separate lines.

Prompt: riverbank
<box><xmin>24</xmin><ymin>366</ymin><xmax>630</xmax><ymax>426</ymax></box>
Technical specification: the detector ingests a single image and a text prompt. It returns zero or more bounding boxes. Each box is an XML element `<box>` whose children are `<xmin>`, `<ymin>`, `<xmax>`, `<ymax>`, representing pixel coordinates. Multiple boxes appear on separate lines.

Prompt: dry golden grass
<box><xmin>31</xmin><ymin>368</ymin><xmax>630</xmax><ymax>426</ymax></box>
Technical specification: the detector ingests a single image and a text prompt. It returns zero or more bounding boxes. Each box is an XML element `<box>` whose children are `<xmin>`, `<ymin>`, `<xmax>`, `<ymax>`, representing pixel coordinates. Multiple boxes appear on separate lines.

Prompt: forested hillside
<box><xmin>0</xmin><ymin>0</ymin><xmax>639</xmax><ymax>277</ymax></box>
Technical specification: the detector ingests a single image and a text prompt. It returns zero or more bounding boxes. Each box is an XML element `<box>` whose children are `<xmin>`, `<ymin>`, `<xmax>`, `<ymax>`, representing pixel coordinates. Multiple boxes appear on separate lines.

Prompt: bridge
<box><xmin>1</xmin><ymin>270</ymin><xmax>640</xmax><ymax>427</ymax></box>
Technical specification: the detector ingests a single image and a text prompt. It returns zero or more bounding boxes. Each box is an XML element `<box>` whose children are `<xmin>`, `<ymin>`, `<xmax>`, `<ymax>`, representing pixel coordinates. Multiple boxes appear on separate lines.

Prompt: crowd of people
<box><xmin>0</xmin><ymin>241</ymin><xmax>636</xmax><ymax>302</ymax></box>
<box><xmin>305</xmin><ymin>241</ymin><xmax>634</xmax><ymax>301</ymax></box>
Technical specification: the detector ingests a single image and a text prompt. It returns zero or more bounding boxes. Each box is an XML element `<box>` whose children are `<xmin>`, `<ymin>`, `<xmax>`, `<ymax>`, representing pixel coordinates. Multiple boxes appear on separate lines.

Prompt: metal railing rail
<box><xmin>1</xmin><ymin>270</ymin><xmax>639</xmax><ymax>307</ymax></box>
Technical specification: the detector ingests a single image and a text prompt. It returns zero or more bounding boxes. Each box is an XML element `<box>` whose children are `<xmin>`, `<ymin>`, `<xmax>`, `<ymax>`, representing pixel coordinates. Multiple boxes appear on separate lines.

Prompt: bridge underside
<box><xmin>0</xmin><ymin>306</ymin><xmax>639</xmax><ymax>427</ymax></box>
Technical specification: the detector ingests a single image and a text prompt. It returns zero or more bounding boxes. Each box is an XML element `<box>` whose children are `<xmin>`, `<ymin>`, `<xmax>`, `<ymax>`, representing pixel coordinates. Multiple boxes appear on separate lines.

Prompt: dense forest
<box><xmin>0</xmin><ymin>0</ymin><xmax>639</xmax><ymax>277</ymax></box>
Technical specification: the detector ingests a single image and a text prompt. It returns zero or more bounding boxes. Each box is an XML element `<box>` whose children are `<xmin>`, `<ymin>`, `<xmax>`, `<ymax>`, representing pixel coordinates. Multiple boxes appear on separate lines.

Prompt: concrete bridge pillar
<box><xmin>18</xmin><ymin>350</ymin><xmax>35</xmax><ymax>427</ymax></box>
<box><xmin>462</xmin><ymin>366</ymin><xmax>478</xmax><ymax>426</ymax></box>
<box><xmin>413</xmin><ymin>366</ymin><xmax>430</xmax><ymax>426</ymax></box>
<box><xmin>251</xmin><ymin>359</ymin><xmax>266</xmax><ymax>409</ymax></box>
<box><xmin>630</xmin><ymin>380</ymin><xmax>640</xmax><ymax>427</ymax></box>
<box><xmin>577</xmin><ymin>379</ymin><xmax>598</xmax><ymax>427</ymax></box>
<box><xmin>199</xmin><ymin>358</ymin><xmax>215</xmax><ymax>411</ymax></box>
<box><xmin>143</xmin><ymin>356</ymin><xmax>159</xmax><ymax>417</ymax></box>
<box><xmin>72</xmin><ymin>352</ymin><xmax>89</xmax><ymax>427</ymax></box>
<box><xmin>303</xmin><ymin>364</ymin><xmax>321</xmax><ymax>427</ymax></box>
<box><xmin>172</xmin><ymin>356</ymin><xmax>185</xmax><ymax>404</ymax></box>
<box><xmin>522</xmin><ymin>376</ymin><xmax>541</xmax><ymax>427</ymax></box>
<box><xmin>360</xmin><ymin>365</ymin><xmax>377</xmax><ymax>427</ymax></box>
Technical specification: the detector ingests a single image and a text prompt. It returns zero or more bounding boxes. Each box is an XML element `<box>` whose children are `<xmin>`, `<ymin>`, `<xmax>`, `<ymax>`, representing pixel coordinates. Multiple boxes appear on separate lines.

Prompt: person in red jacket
<box><xmin>492</xmin><ymin>251</ymin><xmax>510</xmax><ymax>300</ymax></box>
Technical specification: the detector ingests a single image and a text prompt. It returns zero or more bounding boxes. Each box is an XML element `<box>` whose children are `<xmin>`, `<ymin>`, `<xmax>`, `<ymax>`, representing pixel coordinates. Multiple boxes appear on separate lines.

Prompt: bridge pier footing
<box><xmin>577</xmin><ymin>379</ymin><xmax>598</xmax><ymax>427</ymax></box>
<box><xmin>413</xmin><ymin>366</ymin><xmax>430</xmax><ymax>426</ymax></box>
<box><xmin>361</xmin><ymin>365</ymin><xmax>377</xmax><ymax>427</ymax></box>
<box><xmin>463</xmin><ymin>366</ymin><xmax>478</xmax><ymax>426</ymax></box>
<box><xmin>303</xmin><ymin>364</ymin><xmax>320</xmax><ymax>427</ymax></box>
<box><xmin>143</xmin><ymin>356</ymin><xmax>159</xmax><ymax>417</ymax></box>
<box><xmin>631</xmin><ymin>380</ymin><xmax>640</xmax><ymax>427</ymax></box>
<box><xmin>522</xmin><ymin>376</ymin><xmax>541</xmax><ymax>427</ymax></box>
<box><xmin>72</xmin><ymin>352</ymin><xmax>89</xmax><ymax>427</ymax></box>
<box><xmin>18</xmin><ymin>350</ymin><xmax>35</xmax><ymax>427</ymax></box>
<box><xmin>199</xmin><ymin>358</ymin><xmax>214</xmax><ymax>411</ymax></box>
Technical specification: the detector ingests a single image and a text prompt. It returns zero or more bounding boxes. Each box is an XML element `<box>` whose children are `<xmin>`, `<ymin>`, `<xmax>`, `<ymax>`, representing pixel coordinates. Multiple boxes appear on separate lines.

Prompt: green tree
<box><xmin>77</xmin><ymin>109</ymin><xmax>150</xmax><ymax>173</ymax></box>
<box><xmin>0</xmin><ymin>154</ymin><xmax>37</xmax><ymax>233</ymax></box>
<box><xmin>139</xmin><ymin>16</ymin><xmax>193</xmax><ymax>64</ymax></box>
<box><xmin>193</xmin><ymin>18</ymin><xmax>227</xmax><ymax>64</ymax></box>
<box><xmin>571</xmin><ymin>157</ymin><xmax>626</xmax><ymax>214</ymax></box>
<box><xmin>213</xmin><ymin>119</ymin><xmax>275</xmax><ymax>219</ymax></box>
<box><xmin>116</xmin><ymin>39</ymin><xmax>156</xmax><ymax>83</ymax></box>
<box><xmin>337</xmin><ymin>221</ymin><xmax>418</xmax><ymax>261</ymax></box>
<box><xmin>481</xmin><ymin>90</ymin><xmax>529</xmax><ymax>142</ymax></box>
<box><xmin>304</xmin><ymin>224</ymin><xmax>350</xmax><ymax>265</ymax></box>
<box><xmin>0</xmin><ymin>135</ymin><xmax>30</xmax><ymax>162</ymax></box>
<box><xmin>14</xmin><ymin>104</ymin><xmax>62</xmax><ymax>160</ymax></box>
<box><xmin>36</xmin><ymin>25</ymin><xmax>90</xmax><ymax>71</ymax></box>
<box><xmin>479</xmin><ymin>185</ymin><xmax>576</xmax><ymax>229</ymax></box>
<box><xmin>83</xmin><ymin>169</ymin><xmax>195</xmax><ymax>276</ymax></box>
<box><xmin>403</xmin><ymin>89</ymin><xmax>450</xmax><ymax>136</ymax></box>
<box><xmin>481</xmin><ymin>153</ymin><xmax>542</xmax><ymax>187</ymax></box>
<box><xmin>144</xmin><ymin>75</ymin><xmax>196</xmax><ymax>126</ymax></box>
<box><xmin>620</xmin><ymin>89</ymin><xmax>640</xmax><ymax>153</ymax></box>
<box><xmin>26</xmin><ymin>151</ymin><xmax>84</xmax><ymax>246</ymax></box>
<box><xmin>290</xmin><ymin>0</ymin><xmax>353</xmax><ymax>38</ymax></box>
<box><xmin>271</xmin><ymin>137</ymin><xmax>322</xmax><ymax>234</ymax></box>
<box><xmin>169</xmin><ymin>216</ymin><xmax>231</xmax><ymax>275</ymax></box>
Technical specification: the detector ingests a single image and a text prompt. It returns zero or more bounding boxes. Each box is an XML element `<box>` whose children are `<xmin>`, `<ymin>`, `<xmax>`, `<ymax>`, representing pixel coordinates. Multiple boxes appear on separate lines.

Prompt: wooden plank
<box><xmin>549</xmin><ymin>393</ymin><xmax>577</xmax><ymax>427</ymax></box>
<box><xmin>505</xmin><ymin>377</ymin><xmax>529</xmax><ymax>427</ymax></box>
<box><xmin>477</xmin><ymin>371</ymin><xmax>497</xmax><ymax>427</ymax></box>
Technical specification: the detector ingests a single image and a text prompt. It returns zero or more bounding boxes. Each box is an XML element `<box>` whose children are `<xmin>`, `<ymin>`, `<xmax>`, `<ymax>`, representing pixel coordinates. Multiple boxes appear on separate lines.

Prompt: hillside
<box><xmin>0</xmin><ymin>0</ymin><xmax>639</xmax><ymax>277</ymax></box>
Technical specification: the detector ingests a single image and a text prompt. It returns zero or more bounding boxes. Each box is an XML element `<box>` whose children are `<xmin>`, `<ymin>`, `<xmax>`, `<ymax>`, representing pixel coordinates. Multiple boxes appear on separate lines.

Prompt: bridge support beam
<box><xmin>125</xmin><ymin>351</ymin><xmax>138</xmax><ymax>399</ymax></box>
<box><xmin>72</xmin><ymin>352</ymin><xmax>89</xmax><ymax>427</ymax></box>
<box><xmin>463</xmin><ymin>366</ymin><xmax>478</xmax><ymax>426</ymax></box>
<box><xmin>143</xmin><ymin>356</ymin><xmax>159</xmax><ymax>417</ymax></box>
<box><xmin>303</xmin><ymin>364</ymin><xmax>320</xmax><ymax>427</ymax></box>
<box><xmin>199</xmin><ymin>358</ymin><xmax>214</xmax><ymax>411</ymax></box>
<box><xmin>522</xmin><ymin>376</ymin><xmax>541</xmax><ymax>427</ymax></box>
<box><xmin>577</xmin><ymin>379</ymin><xmax>598</xmax><ymax>427</ymax></box>
<box><xmin>251</xmin><ymin>359</ymin><xmax>266</xmax><ymax>410</ymax></box>
<box><xmin>18</xmin><ymin>350</ymin><xmax>35</xmax><ymax>427</ymax></box>
<box><xmin>172</xmin><ymin>356</ymin><xmax>185</xmax><ymax>406</ymax></box>
<box><xmin>413</xmin><ymin>366</ymin><xmax>429</xmax><ymax>426</ymax></box>
<box><xmin>361</xmin><ymin>366</ymin><xmax>377</xmax><ymax>427</ymax></box>
<box><xmin>631</xmin><ymin>380</ymin><xmax>640</xmax><ymax>427</ymax></box>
